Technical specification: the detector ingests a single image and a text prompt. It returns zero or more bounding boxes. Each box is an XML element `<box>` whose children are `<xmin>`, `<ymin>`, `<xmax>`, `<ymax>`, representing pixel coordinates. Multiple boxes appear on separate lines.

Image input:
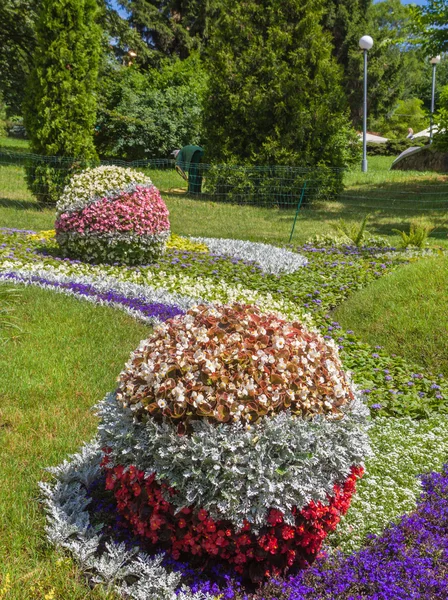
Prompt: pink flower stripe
<box><xmin>56</xmin><ymin>186</ymin><xmax>170</xmax><ymax>236</ymax></box>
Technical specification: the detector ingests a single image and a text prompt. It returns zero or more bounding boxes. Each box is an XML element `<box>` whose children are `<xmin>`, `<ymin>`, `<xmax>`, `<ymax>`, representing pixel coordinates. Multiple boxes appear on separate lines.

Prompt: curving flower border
<box><xmin>0</xmin><ymin>269</ymin><xmax>196</xmax><ymax>325</ymax></box>
<box><xmin>191</xmin><ymin>237</ymin><xmax>308</xmax><ymax>275</ymax></box>
<box><xmin>0</xmin><ymin>259</ymin><xmax>311</xmax><ymax>327</ymax></box>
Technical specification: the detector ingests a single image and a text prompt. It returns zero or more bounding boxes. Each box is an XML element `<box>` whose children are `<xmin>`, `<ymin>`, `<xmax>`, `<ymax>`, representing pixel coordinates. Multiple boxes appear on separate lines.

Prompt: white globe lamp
<box><xmin>359</xmin><ymin>36</ymin><xmax>374</xmax><ymax>51</ymax></box>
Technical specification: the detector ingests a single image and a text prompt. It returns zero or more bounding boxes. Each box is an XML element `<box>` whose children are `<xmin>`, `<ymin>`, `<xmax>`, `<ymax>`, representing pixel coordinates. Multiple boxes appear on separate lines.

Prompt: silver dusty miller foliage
<box><xmin>190</xmin><ymin>237</ymin><xmax>308</xmax><ymax>275</ymax></box>
<box><xmin>40</xmin><ymin>442</ymin><xmax>215</xmax><ymax>600</ymax></box>
<box><xmin>98</xmin><ymin>391</ymin><xmax>371</xmax><ymax>531</ymax></box>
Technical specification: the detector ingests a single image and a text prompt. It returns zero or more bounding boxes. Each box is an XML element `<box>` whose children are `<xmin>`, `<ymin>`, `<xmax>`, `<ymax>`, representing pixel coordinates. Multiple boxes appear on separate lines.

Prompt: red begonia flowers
<box><xmin>99</xmin><ymin>303</ymin><xmax>371</xmax><ymax>581</ymax></box>
<box><xmin>55</xmin><ymin>166</ymin><xmax>170</xmax><ymax>265</ymax></box>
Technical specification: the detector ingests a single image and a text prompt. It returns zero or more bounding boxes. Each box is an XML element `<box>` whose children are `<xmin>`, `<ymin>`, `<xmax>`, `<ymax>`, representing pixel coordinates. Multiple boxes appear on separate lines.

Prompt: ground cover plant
<box><xmin>0</xmin><ymin>156</ymin><xmax>448</xmax><ymax>598</ymax></box>
<box><xmin>1</xmin><ymin>214</ymin><xmax>448</xmax><ymax>598</ymax></box>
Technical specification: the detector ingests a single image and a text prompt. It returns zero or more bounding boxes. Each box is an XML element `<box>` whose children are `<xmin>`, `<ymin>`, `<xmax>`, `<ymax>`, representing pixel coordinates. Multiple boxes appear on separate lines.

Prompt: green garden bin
<box><xmin>175</xmin><ymin>145</ymin><xmax>204</xmax><ymax>194</ymax></box>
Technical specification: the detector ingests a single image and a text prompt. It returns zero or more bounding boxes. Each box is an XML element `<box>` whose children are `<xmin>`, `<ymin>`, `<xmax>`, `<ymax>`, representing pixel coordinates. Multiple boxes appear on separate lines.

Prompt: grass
<box><xmin>0</xmin><ymin>157</ymin><xmax>447</xmax><ymax>247</ymax></box>
<box><xmin>343</xmin><ymin>155</ymin><xmax>445</xmax><ymax>187</ymax></box>
<box><xmin>0</xmin><ymin>285</ymin><xmax>151</xmax><ymax>599</ymax></box>
<box><xmin>334</xmin><ymin>255</ymin><xmax>448</xmax><ymax>377</ymax></box>
<box><xmin>0</xmin><ymin>286</ymin><xmax>22</xmax><ymax>341</ymax></box>
<box><xmin>0</xmin><ymin>147</ymin><xmax>447</xmax><ymax>597</ymax></box>
<box><xmin>0</xmin><ymin>136</ymin><xmax>29</xmax><ymax>154</ymax></box>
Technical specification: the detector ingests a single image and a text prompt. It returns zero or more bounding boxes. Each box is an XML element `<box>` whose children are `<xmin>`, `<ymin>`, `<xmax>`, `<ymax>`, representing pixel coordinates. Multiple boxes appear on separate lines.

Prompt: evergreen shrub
<box><xmin>23</xmin><ymin>0</ymin><xmax>101</xmax><ymax>204</ymax></box>
<box><xmin>366</xmin><ymin>138</ymin><xmax>427</xmax><ymax>157</ymax></box>
<box><xmin>202</xmin><ymin>0</ymin><xmax>360</xmax><ymax>203</ymax></box>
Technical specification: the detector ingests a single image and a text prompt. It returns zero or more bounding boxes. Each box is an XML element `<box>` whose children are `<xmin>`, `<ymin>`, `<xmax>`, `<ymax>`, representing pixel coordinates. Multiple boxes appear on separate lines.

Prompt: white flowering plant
<box><xmin>55</xmin><ymin>166</ymin><xmax>171</xmax><ymax>265</ymax></box>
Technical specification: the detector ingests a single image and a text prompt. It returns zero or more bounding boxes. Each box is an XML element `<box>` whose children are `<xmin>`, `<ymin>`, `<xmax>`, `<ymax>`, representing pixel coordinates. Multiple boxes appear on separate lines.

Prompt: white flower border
<box><xmin>191</xmin><ymin>237</ymin><xmax>308</xmax><ymax>275</ymax></box>
<box><xmin>0</xmin><ymin>267</ymin><xmax>202</xmax><ymax>324</ymax></box>
<box><xmin>0</xmin><ymin>260</ymin><xmax>312</xmax><ymax>326</ymax></box>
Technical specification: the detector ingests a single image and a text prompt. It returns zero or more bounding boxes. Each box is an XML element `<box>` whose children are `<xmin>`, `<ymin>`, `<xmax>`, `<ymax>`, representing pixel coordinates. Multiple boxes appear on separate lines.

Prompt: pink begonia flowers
<box><xmin>55</xmin><ymin>166</ymin><xmax>170</xmax><ymax>265</ymax></box>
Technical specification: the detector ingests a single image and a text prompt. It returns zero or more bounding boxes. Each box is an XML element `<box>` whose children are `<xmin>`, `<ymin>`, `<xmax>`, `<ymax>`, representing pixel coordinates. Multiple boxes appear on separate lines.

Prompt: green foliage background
<box><xmin>96</xmin><ymin>53</ymin><xmax>207</xmax><ymax>160</ymax></box>
<box><xmin>202</xmin><ymin>0</ymin><xmax>358</xmax><ymax>171</ymax></box>
<box><xmin>0</xmin><ymin>0</ymin><xmax>446</xmax><ymax>198</ymax></box>
<box><xmin>23</xmin><ymin>0</ymin><xmax>101</xmax><ymax>203</ymax></box>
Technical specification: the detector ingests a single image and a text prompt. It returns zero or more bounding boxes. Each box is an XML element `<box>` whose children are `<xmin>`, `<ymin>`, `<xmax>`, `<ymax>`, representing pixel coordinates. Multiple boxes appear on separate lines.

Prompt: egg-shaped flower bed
<box><xmin>98</xmin><ymin>303</ymin><xmax>370</xmax><ymax>582</ymax></box>
<box><xmin>55</xmin><ymin>166</ymin><xmax>170</xmax><ymax>265</ymax></box>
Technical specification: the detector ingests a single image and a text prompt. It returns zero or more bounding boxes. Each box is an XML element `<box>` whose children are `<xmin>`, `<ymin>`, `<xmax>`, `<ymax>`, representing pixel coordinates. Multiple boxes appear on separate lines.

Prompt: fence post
<box><xmin>288</xmin><ymin>181</ymin><xmax>307</xmax><ymax>244</ymax></box>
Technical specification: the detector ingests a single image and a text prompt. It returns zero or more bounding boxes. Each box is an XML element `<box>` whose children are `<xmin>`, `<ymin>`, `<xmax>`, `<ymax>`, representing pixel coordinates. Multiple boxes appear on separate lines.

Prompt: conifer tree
<box><xmin>24</xmin><ymin>0</ymin><xmax>101</xmax><ymax>203</ymax></box>
<box><xmin>202</xmin><ymin>0</ymin><xmax>357</xmax><ymax>170</ymax></box>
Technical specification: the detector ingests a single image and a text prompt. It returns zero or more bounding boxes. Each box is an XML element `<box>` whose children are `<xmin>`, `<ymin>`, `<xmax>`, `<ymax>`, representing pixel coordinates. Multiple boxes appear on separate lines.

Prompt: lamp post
<box><xmin>359</xmin><ymin>35</ymin><xmax>374</xmax><ymax>173</ymax></box>
<box><xmin>430</xmin><ymin>55</ymin><xmax>441</xmax><ymax>144</ymax></box>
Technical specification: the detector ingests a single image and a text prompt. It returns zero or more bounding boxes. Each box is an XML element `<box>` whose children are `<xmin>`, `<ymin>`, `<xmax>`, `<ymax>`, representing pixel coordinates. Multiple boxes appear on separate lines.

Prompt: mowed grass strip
<box><xmin>0</xmin><ymin>284</ymin><xmax>150</xmax><ymax>599</ymax></box>
<box><xmin>334</xmin><ymin>255</ymin><xmax>448</xmax><ymax>377</ymax></box>
<box><xmin>0</xmin><ymin>154</ymin><xmax>448</xmax><ymax>245</ymax></box>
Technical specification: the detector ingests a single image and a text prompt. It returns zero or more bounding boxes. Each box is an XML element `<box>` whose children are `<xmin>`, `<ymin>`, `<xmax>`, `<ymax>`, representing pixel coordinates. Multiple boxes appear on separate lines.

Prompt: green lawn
<box><xmin>0</xmin><ymin>286</ymin><xmax>150</xmax><ymax>599</ymax></box>
<box><xmin>334</xmin><ymin>255</ymin><xmax>448</xmax><ymax>377</ymax></box>
<box><xmin>0</xmin><ymin>144</ymin><xmax>447</xmax><ymax>597</ymax></box>
<box><xmin>0</xmin><ymin>136</ymin><xmax>29</xmax><ymax>153</ymax></box>
<box><xmin>0</xmin><ymin>154</ymin><xmax>447</xmax><ymax>247</ymax></box>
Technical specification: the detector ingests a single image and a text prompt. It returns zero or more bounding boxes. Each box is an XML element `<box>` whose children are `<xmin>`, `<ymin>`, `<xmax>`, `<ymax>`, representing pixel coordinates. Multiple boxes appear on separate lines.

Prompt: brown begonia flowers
<box><xmin>117</xmin><ymin>303</ymin><xmax>354</xmax><ymax>432</ymax></box>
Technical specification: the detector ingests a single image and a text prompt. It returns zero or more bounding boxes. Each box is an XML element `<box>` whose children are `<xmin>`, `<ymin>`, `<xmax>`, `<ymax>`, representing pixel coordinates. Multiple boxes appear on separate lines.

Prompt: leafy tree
<box><xmin>434</xmin><ymin>85</ymin><xmax>448</xmax><ymax>151</ymax></box>
<box><xmin>112</xmin><ymin>0</ymin><xmax>215</xmax><ymax>64</ymax></box>
<box><xmin>322</xmin><ymin>0</ymin><xmax>425</xmax><ymax>129</ymax></box>
<box><xmin>371</xmin><ymin>97</ymin><xmax>427</xmax><ymax>139</ymax></box>
<box><xmin>23</xmin><ymin>0</ymin><xmax>101</xmax><ymax>203</ymax></box>
<box><xmin>322</xmin><ymin>0</ymin><xmax>369</xmax><ymax>124</ymax></box>
<box><xmin>203</xmin><ymin>0</ymin><xmax>358</xmax><ymax>171</ymax></box>
<box><xmin>95</xmin><ymin>52</ymin><xmax>207</xmax><ymax>159</ymax></box>
<box><xmin>0</xmin><ymin>0</ymin><xmax>39</xmax><ymax>115</ymax></box>
<box><xmin>412</xmin><ymin>58</ymin><xmax>448</xmax><ymax>117</ymax></box>
<box><xmin>410</xmin><ymin>0</ymin><xmax>448</xmax><ymax>55</ymax></box>
<box><xmin>351</xmin><ymin>0</ymin><xmax>418</xmax><ymax>128</ymax></box>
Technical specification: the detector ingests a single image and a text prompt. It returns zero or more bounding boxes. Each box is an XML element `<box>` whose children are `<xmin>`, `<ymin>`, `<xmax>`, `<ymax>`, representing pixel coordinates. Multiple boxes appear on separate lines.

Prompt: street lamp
<box><xmin>359</xmin><ymin>35</ymin><xmax>374</xmax><ymax>173</ymax></box>
<box><xmin>430</xmin><ymin>55</ymin><xmax>441</xmax><ymax>144</ymax></box>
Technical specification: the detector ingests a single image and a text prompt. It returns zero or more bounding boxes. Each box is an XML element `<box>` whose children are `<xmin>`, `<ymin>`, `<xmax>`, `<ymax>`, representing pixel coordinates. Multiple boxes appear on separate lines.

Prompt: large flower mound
<box><xmin>98</xmin><ymin>303</ymin><xmax>370</xmax><ymax>582</ymax></box>
<box><xmin>55</xmin><ymin>166</ymin><xmax>170</xmax><ymax>265</ymax></box>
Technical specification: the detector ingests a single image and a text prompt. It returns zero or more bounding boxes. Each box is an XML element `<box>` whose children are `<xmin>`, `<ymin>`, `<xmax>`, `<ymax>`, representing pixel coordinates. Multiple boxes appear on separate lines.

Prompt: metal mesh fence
<box><xmin>0</xmin><ymin>150</ymin><xmax>342</xmax><ymax>209</ymax></box>
<box><xmin>0</xmin><ymin>149</ymin><xmax>447</xmax><ymax>240</ymax></box>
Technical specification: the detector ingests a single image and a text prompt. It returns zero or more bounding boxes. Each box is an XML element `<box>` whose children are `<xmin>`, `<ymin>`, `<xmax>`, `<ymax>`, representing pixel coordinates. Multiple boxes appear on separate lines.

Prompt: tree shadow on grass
<box><xmin>0</xmin><ymin>143</ymin><xmax>30</xmax><ymax>155</ymax></box>
<box><xmin>0</xmin><ymin>197</ymin><xmax>47</xmax><ymax>211</ymax></box>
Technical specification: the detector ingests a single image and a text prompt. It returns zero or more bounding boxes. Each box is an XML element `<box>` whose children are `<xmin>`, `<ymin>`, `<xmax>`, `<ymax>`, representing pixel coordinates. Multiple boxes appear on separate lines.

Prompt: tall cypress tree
<box><xmin>202</xmin><ymin>0</ymin><xmax>357</xmax><ymax>170</ymax></box>
<box><xmin>322</xmin><ymin>0</ymin><xmax>369</xmax><ymax>125</ymax></box>
<box><xmin>24</xmin><ymin>0</ymin><xmax>101</xmax><ymax>203</ymax></box>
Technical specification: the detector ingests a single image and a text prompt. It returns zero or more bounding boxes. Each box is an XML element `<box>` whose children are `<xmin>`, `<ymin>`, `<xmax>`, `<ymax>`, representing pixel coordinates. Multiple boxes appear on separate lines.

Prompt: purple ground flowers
<box><xmin>0</xmin><ymin>271</ymin><xmax>184</xmax><ymax>322</ymax></box>
<box><xmin>250</xmin><ymin>464</ymin><xmax>448</xmax><ymax>600</ymax></box>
